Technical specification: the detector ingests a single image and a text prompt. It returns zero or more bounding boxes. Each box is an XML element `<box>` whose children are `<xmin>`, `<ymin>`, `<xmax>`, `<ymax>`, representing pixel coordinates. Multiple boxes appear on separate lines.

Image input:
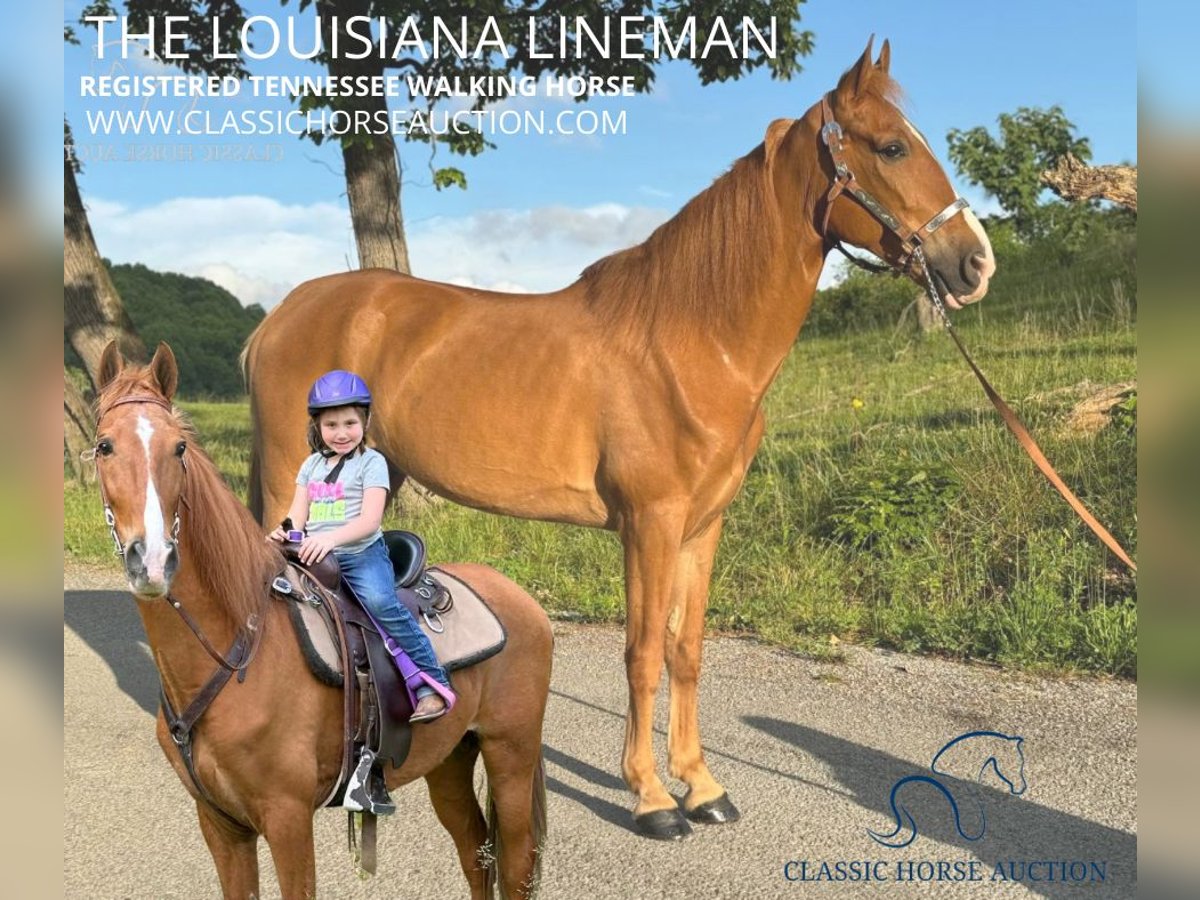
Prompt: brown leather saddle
<box><xmin>271</xmin><ymin>531</ymin><xmax>507</xmax><ymax>804</ymax></box>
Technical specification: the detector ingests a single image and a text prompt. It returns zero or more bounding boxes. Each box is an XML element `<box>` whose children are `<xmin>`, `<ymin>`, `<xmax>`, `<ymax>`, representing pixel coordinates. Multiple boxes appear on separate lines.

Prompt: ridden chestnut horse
<box><xmin>91</xmin><ymin>342</ymin><xmax>552</xmax><ymax>898</ymax></box>
<box><xmin>244</xmin><ymin>40</ymin><xmax>995</xmax><ymax>839</ymax></box>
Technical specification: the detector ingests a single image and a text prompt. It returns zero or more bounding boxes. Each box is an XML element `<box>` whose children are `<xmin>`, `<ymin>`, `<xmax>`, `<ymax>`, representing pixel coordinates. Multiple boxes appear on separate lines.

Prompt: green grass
<box><xmin>66</xmin><ymin>236</ymin><xmax>1136</xmax><ymax>676</ymax></box>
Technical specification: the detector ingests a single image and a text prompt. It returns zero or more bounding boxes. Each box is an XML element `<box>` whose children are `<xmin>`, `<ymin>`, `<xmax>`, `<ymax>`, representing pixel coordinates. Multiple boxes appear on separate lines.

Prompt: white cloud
<box><xmin>86</xmin><ymin>194</ymin><xmax>356</xmax><ymax>309</ymax></box>
<box><xmin>409</xmin><ymin>202</ymin><xmax>669</xmax><ymax>294</ymax></box>
<box><xmin>86</xmin><ymin>194</ymin><xmax>671</xmax><ymax>307</ymax></box>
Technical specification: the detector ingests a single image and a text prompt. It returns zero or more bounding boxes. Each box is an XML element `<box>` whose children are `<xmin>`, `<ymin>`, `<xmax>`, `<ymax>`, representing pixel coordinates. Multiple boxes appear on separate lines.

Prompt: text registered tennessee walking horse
<box><xmin>245</xmin><ymin>40</ymin><xmax>995</xmax><ymax>839</ymax></box>
<box><xmin>91</xmin><ymin>342</ymin><xmax>553</xmax><ymax>899</ymax></box>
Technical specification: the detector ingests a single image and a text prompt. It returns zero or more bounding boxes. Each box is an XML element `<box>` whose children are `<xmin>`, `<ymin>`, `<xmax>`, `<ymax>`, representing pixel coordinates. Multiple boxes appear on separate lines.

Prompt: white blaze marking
<box><xmin>900</xmin><ymin>113</ymin><xmax>933</xmax><ymax>154</ymax></box>
<box><xmin>136</xmin><ymin>415</ymin><xmax>168</xmax><ymax>580</ymax></box>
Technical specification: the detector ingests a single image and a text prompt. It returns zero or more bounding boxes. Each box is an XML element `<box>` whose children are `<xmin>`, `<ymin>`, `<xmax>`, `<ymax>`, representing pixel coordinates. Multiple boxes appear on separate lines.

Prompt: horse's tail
<box><xmin>529</xmin><ymin>752</ymin><xmax>548</xmax><ymax>895</ymax></box>
<box><xmin>484</xmin><ymin>777</ymin><xmax>500</xmax><ymax>897</ymax></box>
<box><xmin>483</xmin><ymin>749</ymin><xmax>547</xmax><ymax>899</ymax></box>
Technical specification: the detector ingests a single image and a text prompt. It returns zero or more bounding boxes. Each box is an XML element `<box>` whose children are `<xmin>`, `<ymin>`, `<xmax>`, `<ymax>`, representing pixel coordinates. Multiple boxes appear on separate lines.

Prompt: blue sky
<box><xmin>64</xmin><ymin>1</ymin><xmax>1137</xmax><ymax>308</ymax></box>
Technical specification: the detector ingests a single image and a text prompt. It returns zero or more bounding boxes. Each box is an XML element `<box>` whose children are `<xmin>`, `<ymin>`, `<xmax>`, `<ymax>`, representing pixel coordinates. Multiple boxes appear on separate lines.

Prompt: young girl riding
<box><xmin>268</xmin><ymin>371</ymin><xmax>456</xmax><ymax>733</ymax></box>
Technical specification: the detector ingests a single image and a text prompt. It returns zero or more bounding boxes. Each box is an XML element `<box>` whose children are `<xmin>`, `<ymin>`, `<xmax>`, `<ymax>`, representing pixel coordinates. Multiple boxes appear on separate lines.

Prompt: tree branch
<box><xmin>1041</xmin><ymin>153</ymin><xmax>1137</xmax><ymax>213</ymax></box>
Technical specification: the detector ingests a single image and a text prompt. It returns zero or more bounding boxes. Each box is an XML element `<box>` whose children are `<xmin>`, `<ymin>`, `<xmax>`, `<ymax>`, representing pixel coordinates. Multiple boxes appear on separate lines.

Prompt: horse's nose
<box><xmin>164</xmin><ymin>541</ymin><xmax>179</xmax><ymax>583</ymax></box>
<box><xmin>124</xmin><ymin>539</ymin><xmax>147</xmax><ymax>582</ymax></box>
<box><xmin>960</xmin><ymin>252</ymin><xmax>987</xmax><ymax>290</ymax></box>
<box><xmin>968</xmin><ymin>250</ymin><xmax>996</xmax><ymax>285</ymax></box>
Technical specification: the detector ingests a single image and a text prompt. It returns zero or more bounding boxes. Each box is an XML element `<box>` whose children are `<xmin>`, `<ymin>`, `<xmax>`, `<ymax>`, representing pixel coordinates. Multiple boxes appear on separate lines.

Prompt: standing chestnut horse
<box><xmin>245</xmin><ymin>41</ymin><xmax>995</xmax><ymax>839</ymax></box>
<box><xmin>92</xmin><ymin>342</ymin><xmax>552</xmax><ymax>898</ymax></box>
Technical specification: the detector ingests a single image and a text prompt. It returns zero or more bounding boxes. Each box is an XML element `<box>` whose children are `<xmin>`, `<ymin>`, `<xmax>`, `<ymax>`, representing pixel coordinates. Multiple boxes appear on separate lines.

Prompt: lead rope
<box><xmin>913</xmin><ymin>247</ymin><xmax>1137</xmax><ymax>572</ymax></box>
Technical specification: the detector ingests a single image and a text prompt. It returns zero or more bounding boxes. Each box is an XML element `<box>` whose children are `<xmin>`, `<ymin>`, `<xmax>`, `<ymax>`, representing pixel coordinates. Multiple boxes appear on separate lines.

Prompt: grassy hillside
<box><xmin>65</xmin><ymin>232</ymin><xmax>1136</xmax><ymax>676</ymax></box>
<box><xmin>65</xmin><ymin>263</ymin><xmax>265</xmax><ymax>399</ymax></box>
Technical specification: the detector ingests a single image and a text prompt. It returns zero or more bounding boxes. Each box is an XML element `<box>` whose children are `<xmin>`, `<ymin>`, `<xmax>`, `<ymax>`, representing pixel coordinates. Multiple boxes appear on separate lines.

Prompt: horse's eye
<box><xmin>879</xmin><ymin>142</ymin><xmax>907</xmax><ymax>160</ymax></box>
<box><xmin>96</xmin><ymin>438</ymin><xmax>113</xmax><ymax>457</ymax></box>
<box><xmin>175</xmin><ymin>440</ymin><xmax>187</xmax><ymax>458</ymax></box>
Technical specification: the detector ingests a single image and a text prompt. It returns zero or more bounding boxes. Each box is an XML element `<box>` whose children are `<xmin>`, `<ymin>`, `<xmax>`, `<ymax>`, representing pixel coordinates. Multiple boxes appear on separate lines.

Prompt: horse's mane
<box><xmin>578</xmin><ymin>142</ymin><xmax>784</xmax><ymax>342</ymax></box>
<box><xmin>97</xmin><ymin>369</ymin><xmax>281</xmax><ymax>627</ymax></box>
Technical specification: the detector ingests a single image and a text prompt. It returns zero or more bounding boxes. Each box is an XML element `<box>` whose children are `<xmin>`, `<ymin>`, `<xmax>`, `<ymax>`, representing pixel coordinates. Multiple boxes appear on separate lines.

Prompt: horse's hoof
<box><xmin>686</xmin><ymin>793</ymin><xmax>741</xmax><ymax>825</ymax></box>
<box><xmin>634</xmin><ymin>808</ymin><xmax>693</xmax><ymax>840</ymax></box>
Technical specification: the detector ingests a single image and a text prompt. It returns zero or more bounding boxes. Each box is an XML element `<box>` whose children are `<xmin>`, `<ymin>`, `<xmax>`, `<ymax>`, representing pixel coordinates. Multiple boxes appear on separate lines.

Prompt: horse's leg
<box><xmin>260</xmin><ymin>802</ymin><xmax>318</xmax><ymax>899</ymax></box>
<box><xmin>620</xmin><ymin>508</ymin><xmax>692</xmax><ymax>839</ymax></box>
<box><xmin>480</xmin><ymin>731</ymin><xmax>544</xmax><ymax>899</ymax></box>
<box><xmin>665</xmin><ymin>515</ymin><xmax>739</xmax><ymax>823</ymax></box>
<box><xmin>195</xmin><ymin>805</ymin><xmax>260</xmax><ymax>900</ymax></box>
<box><xmin>424</xmin><ymin>736</ymin><xmax>491</xmax><ymax>900</ymax></box>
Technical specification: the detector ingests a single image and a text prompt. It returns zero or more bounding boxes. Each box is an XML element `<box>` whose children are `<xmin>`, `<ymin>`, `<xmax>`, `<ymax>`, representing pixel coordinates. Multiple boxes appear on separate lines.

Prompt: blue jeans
<box><xmin>335</xmin><ymin>538</ymin><xmax>451</xmax><ymax>690</ymax></box>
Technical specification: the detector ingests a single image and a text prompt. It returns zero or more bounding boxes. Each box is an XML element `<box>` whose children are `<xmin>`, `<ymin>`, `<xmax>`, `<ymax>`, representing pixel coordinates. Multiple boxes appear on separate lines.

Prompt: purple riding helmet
<box><xmin>307</xmin><ymin>370</ymin><xmax>372</xmax><ymax>415</ymax></box>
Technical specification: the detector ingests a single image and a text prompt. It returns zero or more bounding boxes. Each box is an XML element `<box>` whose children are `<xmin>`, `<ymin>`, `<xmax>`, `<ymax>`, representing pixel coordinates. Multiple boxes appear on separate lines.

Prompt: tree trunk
<box><xmin>322</xmin><ymin>0</ymin><xmax>411</xmax><ymax>273</ymax></box>
<box><xmin>64</xmin><ymin>369</ymin><xmax>95</xmax><ymax>483</ymax></box>
<box><xmin>64</xmin><ymin>152</ymin><xmax>146</xmax><ymax>385</ymax></box>
<box><xmin>342</xmin><ymin>122</ymin><xmax>412</xmax><ymax>273</ymax></box>
<box><xmin>1041</xmin><ymin>153</ymin><xmax>1137</xmax><ymax>213</ymax></box>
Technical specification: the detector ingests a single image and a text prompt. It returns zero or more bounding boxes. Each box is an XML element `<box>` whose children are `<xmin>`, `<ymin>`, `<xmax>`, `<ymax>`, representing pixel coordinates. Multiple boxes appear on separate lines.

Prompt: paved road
<box><xmin>65</xmin><ymin>566</ymin><xmax>1135</xmax><ymax>899</ymax></box>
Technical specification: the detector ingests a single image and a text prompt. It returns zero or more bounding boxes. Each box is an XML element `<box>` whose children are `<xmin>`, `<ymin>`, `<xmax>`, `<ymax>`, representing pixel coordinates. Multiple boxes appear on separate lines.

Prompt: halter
<box><xmin>817</xmin><ymin>95</ymin><xmax>970</xmax><ymax>307</ymax></box>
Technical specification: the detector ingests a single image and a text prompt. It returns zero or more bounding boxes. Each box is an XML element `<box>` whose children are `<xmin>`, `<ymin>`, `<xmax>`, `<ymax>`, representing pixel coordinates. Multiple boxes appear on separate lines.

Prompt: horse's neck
<box><xmin>134</xmin><ymin>561</ymin><xmax>243</xmax><ymax>713</ymax></box>
<box><xmin>650</xmin><ymin>205</ymin><xmax>827</xmax><ymax>408</ymax></box>
<box><xmin>654</xmin><ymin>127</ymin><xmax>828</xmax><ymax>396</ymax></box>
<box><xmin>719</xmin><ymin>244</ymin><xmax>824</xmax><ymax>386</ymax></box>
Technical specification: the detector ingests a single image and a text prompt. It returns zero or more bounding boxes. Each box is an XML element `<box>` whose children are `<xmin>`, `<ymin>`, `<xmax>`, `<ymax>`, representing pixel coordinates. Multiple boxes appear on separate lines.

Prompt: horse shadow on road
<box><xmin>745</xmin><ymin>716</ymin><xmax>1135</xmax><ymax>900</ymax></box>
<box><xmin>541</xmin><ymin>744</ymin><xmax>639</xmax><ymax>835</ymax></box>
<box><xmin>64</xmin><ymin>589</ymin><xmax>159</xmax><ymax>717</ymax></box>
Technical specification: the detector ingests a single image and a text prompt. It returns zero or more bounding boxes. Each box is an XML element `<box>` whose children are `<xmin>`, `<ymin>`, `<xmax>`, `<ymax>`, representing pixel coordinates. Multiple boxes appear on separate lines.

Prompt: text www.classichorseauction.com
<box><xmin>82</xmin><ymin>104</ymin><xmax>630</xmax><ymax>140</ymax></box>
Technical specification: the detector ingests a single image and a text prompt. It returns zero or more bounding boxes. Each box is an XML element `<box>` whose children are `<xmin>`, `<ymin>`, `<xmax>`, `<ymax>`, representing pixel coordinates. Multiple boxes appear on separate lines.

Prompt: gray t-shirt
<box><xmin>295</xmin><ymin>448</ymin><xmax>390</xmax><ymax>555</ymax></box>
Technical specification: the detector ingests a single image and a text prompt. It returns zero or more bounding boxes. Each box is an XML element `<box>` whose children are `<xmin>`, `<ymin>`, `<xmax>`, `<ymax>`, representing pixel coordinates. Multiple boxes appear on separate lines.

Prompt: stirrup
<box><xmin>342</xmin><ymin>748</ymin><xmax>395</xmax><ymax>816</ymax></box>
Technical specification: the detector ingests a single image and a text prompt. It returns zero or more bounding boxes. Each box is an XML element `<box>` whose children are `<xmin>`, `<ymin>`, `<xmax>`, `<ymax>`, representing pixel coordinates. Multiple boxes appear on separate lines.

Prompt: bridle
<box><xmin>812</xmin><ymin>99</ymin><xmax>1137</xmax><ymax>573</ymax></box>
<box><xmin>86</xmin><ymin>392</ymin><xmax>263</xmax><ymax>674</ymax></box>
<box><xmin>817</xmin><ymin>94</ymin><xmax>970</xmax><ymax>298</ymax></box>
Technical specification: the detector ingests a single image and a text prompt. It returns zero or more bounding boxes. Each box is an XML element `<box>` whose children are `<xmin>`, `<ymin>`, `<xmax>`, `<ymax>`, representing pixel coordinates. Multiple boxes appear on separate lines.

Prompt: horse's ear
<box><xmin>763</xmin><ymin>118</ymin><xmax>795</xmax><ymax>167</ymax></box>
<box><xmin>876</xmin><ymin>39</ymin><xmax>890</xmax><ymax>75</ymax></box>
<box><xmin>835</xmin><ymin>35</ymin><xmax>876</xmax><ymax>101</ymax></box>
<box><xmin>148</xmin><ymin>342</ymin><xmax>179</xmax><ymax>401</ymax></box>
<box><xmin>98</xmin><ymin>341</ymin><xmax>124</xmax><ymax>389</ymax></box>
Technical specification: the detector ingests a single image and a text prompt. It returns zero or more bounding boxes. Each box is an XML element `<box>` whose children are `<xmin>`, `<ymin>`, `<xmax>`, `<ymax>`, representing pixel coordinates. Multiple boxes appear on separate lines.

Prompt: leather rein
<box><xmin>816</xmin><ymin>97</ymin><xmax>1136</xmax><ymax>573</ymax></box>
<box><xmin>88</xmin><ymin>393</ymin><xmax>266</xmax><ymax>828</ymax></box>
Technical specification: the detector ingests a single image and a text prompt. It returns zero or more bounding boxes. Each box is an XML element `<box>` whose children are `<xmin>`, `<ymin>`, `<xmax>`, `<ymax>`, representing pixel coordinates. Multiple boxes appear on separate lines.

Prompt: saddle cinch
<box><xmin>270</xmin><ymin>531</ymin><xmax>507</xmax><ymax>805</ymax></box>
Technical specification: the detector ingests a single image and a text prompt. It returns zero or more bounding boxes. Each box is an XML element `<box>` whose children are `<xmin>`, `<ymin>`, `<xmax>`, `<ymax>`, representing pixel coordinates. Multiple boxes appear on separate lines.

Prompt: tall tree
<box><xmin>78</xmin><ymin>2</ymin><xmax>814</xmax><ymax>272</ymax></box>
<box><xmin>947</xmin><ymin>105</ymin><xmax>1092</xmax><ymax>240</ymax></box>
<box><xmin>64</xmin><ymin>121</ymin><xmax>147</xmax><ymax>384</ymax></box>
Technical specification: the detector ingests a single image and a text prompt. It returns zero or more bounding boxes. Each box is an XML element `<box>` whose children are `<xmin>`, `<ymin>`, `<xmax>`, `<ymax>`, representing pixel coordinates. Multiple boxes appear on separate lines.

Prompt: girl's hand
<box><xmin>266</xmin><ymin>526</ymin><xmax>286</xmax><ymax>543</ymax></box>
<box><xmin>299</xmin><ymin>534</ymin><xmax>337</xmax><ymax>565</ymax></box>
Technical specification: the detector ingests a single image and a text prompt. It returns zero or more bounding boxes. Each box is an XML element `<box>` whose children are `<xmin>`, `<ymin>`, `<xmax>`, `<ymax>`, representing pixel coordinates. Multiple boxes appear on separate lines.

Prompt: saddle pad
<box><xmin>424</xmin><ymin>568</ymin><xmax>508</xmax><ymax>672</ymax></box>
<box><xmin>286</xmin><ymin>567</ymin><xmax>507</xmax><ymax>682</ymax></box>
<box><xmin>284</xmin><ymin>592</ymin><xmax>342</xmax><ymax>687</ymax></box>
